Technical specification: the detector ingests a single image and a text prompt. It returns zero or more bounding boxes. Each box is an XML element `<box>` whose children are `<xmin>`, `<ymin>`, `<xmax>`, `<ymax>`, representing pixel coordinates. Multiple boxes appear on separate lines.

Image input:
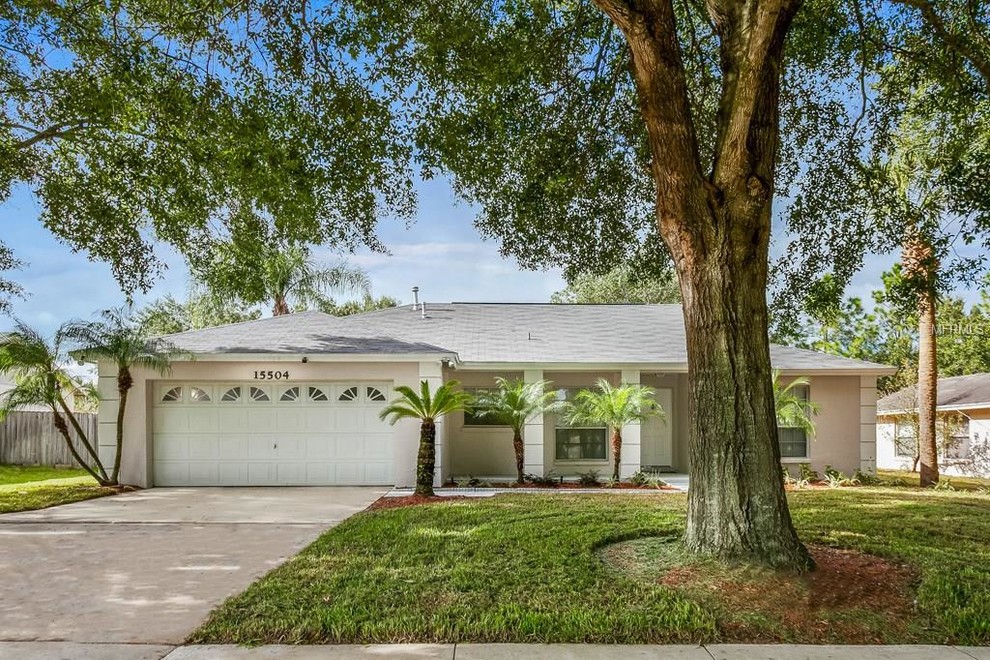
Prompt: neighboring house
<box><xmin>877</xmin><ymin>373</ymin><xmax>990</xmax><ymax>477</ymax></box>
<box><xmin>84</xmin><ymin>303</ymin><xmax>893</xmax><ymax>488</ymax></box>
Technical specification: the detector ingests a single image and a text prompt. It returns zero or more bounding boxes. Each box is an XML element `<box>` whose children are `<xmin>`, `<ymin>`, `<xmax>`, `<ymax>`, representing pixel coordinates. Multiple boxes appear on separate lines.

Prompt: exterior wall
<box><xmin>100</xmin><ymin>358</ymin><xmax>431</xmax><ymax>488</ymax></box>
<box><xmin>446</xmin><ymin>369</ymin><xmax>522</xmax><ymax>479</ymax></box>
<box><xmin>778</xmin><ymin>374</ymin><xmax>873</xmax><ymax>477</ymax></box>
<box><xmin>878</xmin><ymin>407</ymin><xmax>990</xmax><ymax>477</ymax></box>
<box><xmin>543</xmin><ymin>371</ymin><xmax>620</xmax><ymax>477</ymax></box>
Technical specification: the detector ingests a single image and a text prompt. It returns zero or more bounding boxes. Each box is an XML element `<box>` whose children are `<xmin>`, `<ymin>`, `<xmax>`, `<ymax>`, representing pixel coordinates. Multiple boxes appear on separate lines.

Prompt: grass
<box><xmin>0</xmin><ymin>464</ymin><xmax>115</xmax><ymax>513</ymax></box>
<box><xmin>878</xmin><ymin>468</ymin><xmax>990</xmax><ymax>491</ymax></box>
<box><xmin>191</xmin><ymin>488</ymin><xmax>990</xmax><ymax>646</ymax></box>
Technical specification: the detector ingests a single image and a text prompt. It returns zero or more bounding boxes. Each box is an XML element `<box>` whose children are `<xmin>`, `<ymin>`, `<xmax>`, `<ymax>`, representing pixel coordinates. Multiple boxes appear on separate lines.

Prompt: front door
<box><xmin>641</xmin><ymin>388</ymin><xmax>673</xmax><ymax>468</ymax></box>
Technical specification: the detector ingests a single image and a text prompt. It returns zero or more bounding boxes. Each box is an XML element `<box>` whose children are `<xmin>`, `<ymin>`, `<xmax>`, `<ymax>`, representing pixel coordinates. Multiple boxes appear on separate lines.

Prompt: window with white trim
<box><xmin>553</xmin><ymin>388</ymin><xmax>606</xmax><ymax>460</ymax></box>
<box><xmin>894</xmin><ymin>421</ymin><xmax>917</xmax><ymax>458</ymax></box>
<box><xmin>189</xmin><ymin>386</ymin><xmax>212</xmax><ymax>403</ymax></box>
<box><xmin>778</xmin><ymin>384</ymin><xmax>810</xmax><ymax>459</ymax></box>
<box><xmin>463</xmin><ymin>387</ymin><xmax>512</xmax><ymax>427</ymax></box>
<box><xmin>160</xmin><ymin>386</ymin><xmax>182</xmax><ymax>403</ymax></box>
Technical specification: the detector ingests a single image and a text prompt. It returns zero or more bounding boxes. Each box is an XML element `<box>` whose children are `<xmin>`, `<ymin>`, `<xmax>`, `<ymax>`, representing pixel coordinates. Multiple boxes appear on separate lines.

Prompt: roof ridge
<box><xmin>159</xmin><ymin>309</ymin><xmax>335</xmax><ymax>339</ymax></box>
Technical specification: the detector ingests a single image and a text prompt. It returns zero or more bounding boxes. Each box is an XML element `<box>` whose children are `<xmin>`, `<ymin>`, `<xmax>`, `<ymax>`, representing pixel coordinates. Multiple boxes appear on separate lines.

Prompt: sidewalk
<box><xmin>1</xmin><ymin>643</ymin><xmax>986</xmax><ymax>660</ymax></box>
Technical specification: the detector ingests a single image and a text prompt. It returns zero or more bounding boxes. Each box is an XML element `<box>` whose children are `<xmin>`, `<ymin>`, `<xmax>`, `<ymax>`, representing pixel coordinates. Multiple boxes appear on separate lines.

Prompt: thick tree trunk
<box><xmin>113</xmin><ymin>366</ymin><xmax>132</xmax><ymax>486</ymax></box>
<box><xmin>610</xmin><ymin>429</ymin><xmax>622</xmax><ymax>481</ymax></box>
<box><xmin>513</xmin><ymin>430</ymin><xmax>525</xmax><ymax>484</ymax></box>
<box><xmin>594</xmin><ymin>0</ymin><xmax>810</xmax><ymax>569</ymax></box>
<box><xmin>679</xmin><ymin>252</ymin><xmax>812</xmax><ymax>570</ymax></box>
<box><xmin>416</xmin><ymin>420</ymin><xmax>437</xmax><ymax>497</ymax></box>
<box><xmin>917</xmin><ymin>289</ymin><xmax>939</xmax><ymax>486</ymax></box>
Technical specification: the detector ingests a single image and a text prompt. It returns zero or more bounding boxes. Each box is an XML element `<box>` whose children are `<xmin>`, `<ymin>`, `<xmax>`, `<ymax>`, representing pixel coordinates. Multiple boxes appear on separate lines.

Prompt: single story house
<box><xmin>88</xmin><ymin>302</ymin><xmax>893</xmax><ymax>488</ymax></box>
<box><xmin>877</xmin><ymin>373</ymin><xmax>990</xmax><ymax>477</ymax></box>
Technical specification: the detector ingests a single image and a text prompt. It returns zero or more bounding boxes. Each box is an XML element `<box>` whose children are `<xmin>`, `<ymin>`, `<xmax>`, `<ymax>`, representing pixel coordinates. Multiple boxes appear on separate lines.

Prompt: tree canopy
<box><xmin>551</xmin><ymin>265</ymin><xmax>680</xmax><ymax>304</ymax></box>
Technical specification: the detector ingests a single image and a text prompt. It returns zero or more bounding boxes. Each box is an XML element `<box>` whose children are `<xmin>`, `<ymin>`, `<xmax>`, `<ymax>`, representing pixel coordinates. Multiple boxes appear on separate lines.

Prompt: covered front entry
<box><xmin>151</xmin><ymin>381</ymin><xmax>394</xmax><ymax>486</ymax></box>
<box><xmin>641</xmin><ymin>387</ymin><xmax>674</xmax><ymax>470</ymax></box>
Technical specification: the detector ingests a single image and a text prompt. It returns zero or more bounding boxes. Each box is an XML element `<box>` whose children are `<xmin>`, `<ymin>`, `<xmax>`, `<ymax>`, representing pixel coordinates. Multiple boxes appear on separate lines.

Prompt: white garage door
<box><xmin>152</xmin><ymin>381</ymin><xmax>394</xmax><ymax>486</ymax></box>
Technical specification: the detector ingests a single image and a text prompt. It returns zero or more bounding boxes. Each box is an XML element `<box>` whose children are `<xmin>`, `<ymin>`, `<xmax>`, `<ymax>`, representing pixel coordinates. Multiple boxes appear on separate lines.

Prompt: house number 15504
<box><xmin>254</xmin><ymin>370</ymin><xmax>289</xmax><ymax>380</ymax></box>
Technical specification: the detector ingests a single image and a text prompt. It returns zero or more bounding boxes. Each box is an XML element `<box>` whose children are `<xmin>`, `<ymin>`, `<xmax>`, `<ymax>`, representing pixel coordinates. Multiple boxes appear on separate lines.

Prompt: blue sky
<box><xmin>0</xmin><ymin>176</ymin><xmax>981</xmax><ymax>338</ymax></box>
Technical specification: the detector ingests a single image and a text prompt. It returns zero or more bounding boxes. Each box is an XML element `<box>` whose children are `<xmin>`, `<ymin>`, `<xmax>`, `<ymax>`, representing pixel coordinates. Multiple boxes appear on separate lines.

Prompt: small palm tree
<box><xmin>0</xmin><ymin>322</ymin><xmax>110</xmax><ymax>485</ymax></box>
<box><xmin>772</xmin><ymin>371</ymin><xmax>821</xmax><ymax>436</ymax></box>
<box><xmin>262</xmin><ymin>244</ymin><xmax>370</xmax><ymax>316</ymax></box>
<box><xmin>564</xmin><ymin>379</ymin><xmax>660</xmax><ymax>481</ymax></box>
<box><xmin>68</xmin><ymin>307</ymin><xmax>182</xmax><ymax>485</ymax></box>
<box><xmin>379</xmin><ymin>380</ymin><xmax>473</xmax><ymax>497</ymax></box>
<box><xmin>472</xmin><ymin>377</ymin><xmax>562</xmax><ymax>484</ymax></box>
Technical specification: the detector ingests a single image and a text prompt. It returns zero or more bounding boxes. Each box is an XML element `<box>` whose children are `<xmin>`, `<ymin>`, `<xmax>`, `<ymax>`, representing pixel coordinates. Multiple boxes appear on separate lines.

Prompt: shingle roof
<box><xmin>877</xmin><ymin>373</ymin><xmax>990</xmax><ymax>413</ymax></box>
<box><xmin>160</xmin><ymin>303</ymin><xmax>892</xmax><ymax>372</ymax></box>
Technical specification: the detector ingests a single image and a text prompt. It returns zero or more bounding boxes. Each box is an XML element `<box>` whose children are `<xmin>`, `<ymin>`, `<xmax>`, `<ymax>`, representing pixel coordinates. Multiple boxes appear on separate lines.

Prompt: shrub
<box><xmin>604</xmin><ymin>477</ymin><xmax>620</xmax><ymax>489</ymax></box>
<box><xmin>577</xmin><ymin>469</ymin><xmax>602</xmax><ymax>487</ymax></box>
<box><xmin>781</xmin><ymin>465</ymin><xmax>797</xmax><ymax>486</ymax></box>
<box><xmin>854</xmin><ymin>469</ymin><xmax>881</xmax><ymax>486</ymax></box>
<box><xmin>933</xmin><ymin>479</ymin><xmax>956</xmax><ymax>492</ymax></box>
<box><xmin>799</xmin><ymin>463</ymin><xmax>820</xmax><ymax>483</ymax></box>
<box><xmin>525</xmin><ymin>472</ymin><xmax>559</xmax><ymax>487</ymax></box>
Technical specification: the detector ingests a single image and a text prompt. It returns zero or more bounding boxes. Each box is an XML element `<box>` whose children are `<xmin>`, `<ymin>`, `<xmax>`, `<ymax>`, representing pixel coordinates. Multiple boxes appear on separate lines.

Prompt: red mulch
<box><xmin>367</xmin><ymin>495</ymin><xmax>472</xmax><ymax>511</ymax></box>
<box><xmin>660</xmin><ymin>544</ymin><xmax>920</xmax><ymax>643</ymax></box>
<box><xmin>441</xmin><ymin>481</ymin><xmax>679</xmax><ymax>491</ymax></box>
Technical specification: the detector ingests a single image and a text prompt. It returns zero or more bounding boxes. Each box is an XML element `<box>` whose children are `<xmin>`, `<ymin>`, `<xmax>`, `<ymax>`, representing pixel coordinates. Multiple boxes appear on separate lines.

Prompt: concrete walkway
<box><xmin>0</xmin><ymin>643</ymin><xmax>986</xmax><ymax>660</ymax></box>
<box><xmin>0</xmin><ymin>487</ymin><xmax>383</xmax><ymax>645</ymax></box>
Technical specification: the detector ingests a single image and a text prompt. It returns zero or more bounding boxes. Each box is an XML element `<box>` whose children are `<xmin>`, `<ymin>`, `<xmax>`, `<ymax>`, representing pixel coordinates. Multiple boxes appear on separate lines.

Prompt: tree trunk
<box><xmin>513</xmin><ymin>430</ymin><xmax>525</xmax><ymax>484</ymax></box>
<box><xmin>51</xmin><ymin>407</ymin><xmax>111</xmax><ymax>487</ymax></box>
<box><xmin>416</xmin><ymin>420</ymin><xmax>437</xmax><ymax>497</ymax></box>
<box><xmin>594</xmin><ymin>0</ymin><xmax>810</xmax><ymax>570</ymax></box>
<box><xmin>273</xmin><ymin>294</ymin><xmax>291</xmax><ymax>316</ymax></box>
<box><xmin>610</xmin><ymin>428</ymin><xmax>622</xmax><ymax>481</ymax></box>
<box><xmin>113</xmin><ymin>366</ymin><xmax>133</xmax><ymax>486</ymax></box>
<box><xmin>58</xmin><ymin>396</ymin><xmax>109</xmax><ymax>483</ymax></box>
<box><xmin>917</xmin><ymin>288</ymin><xmax>939</xmax><ymax>486</ymax></box>
<box><xmin>679</xmin><ymin>257</ymin><xmax>813</xmax><ymax>570</ymax></box>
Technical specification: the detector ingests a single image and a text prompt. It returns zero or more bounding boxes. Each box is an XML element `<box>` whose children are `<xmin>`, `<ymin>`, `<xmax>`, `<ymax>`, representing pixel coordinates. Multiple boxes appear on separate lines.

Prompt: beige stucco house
<box><xmin>88</xmin><ymin>303</ymin><xmax>892</xmax><ymax>488</ymax></box>
<box><xmin>877</xmin><ymin>373</ymin><xmax>990</xmax><ymax>477</ymax></box>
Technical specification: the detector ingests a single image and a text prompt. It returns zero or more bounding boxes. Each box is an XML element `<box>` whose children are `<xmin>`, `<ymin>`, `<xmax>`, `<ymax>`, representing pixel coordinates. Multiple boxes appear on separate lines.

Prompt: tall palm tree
<box><xmin>0</xmin><ymin>322</ymin><xmax>110</xmax><ymax>485</ymax></box>
<box><xmin>379</xmin><ymin>380</ymin><xmax>473</xmax><ymax>496</ymax></box>
<box><xmin>67</xmin><ymin>307</ymin><xmax>181</xmax><ymax>485</ymax></box>
<box><xmin>564</xmin><ymin>379</ymin><xmax>660</xmax><ymax>481</ymax></box>
<box><xmin>472</xmin><ymin>377</ymin><xmax>562</xmax><ymax>484</ymax></box>
<box><xmin>772</xmin><ymin>371</ymin><xmax>821</xmax><ymax>436</ymax></box>
<box><xmin>263</xmin><ymin>244</ymin><xmax>371</xmax><ymax>316</ymax></box>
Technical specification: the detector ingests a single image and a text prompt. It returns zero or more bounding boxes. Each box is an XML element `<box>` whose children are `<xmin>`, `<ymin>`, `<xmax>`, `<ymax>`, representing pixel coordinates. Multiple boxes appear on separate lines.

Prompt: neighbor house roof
<box><xmin>156</xmin><ymin>303</ymin><xmax>893</xmax><ymax>373</ymax></box>
<box><xmin>877</xmin><ymin>373</ymin><xmax>990</xmax><ymax>414</ymax></box>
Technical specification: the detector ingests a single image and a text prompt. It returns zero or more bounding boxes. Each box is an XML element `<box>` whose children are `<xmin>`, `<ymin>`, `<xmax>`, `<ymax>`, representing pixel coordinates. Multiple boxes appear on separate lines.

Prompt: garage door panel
<box><xmin>217</xmin><ymin>409</ymin><xmax>249</xmax><ymax>432</ymax></box>
<box><xmin>187</xmin><ymin>435</ymin><xmax>219</xmax><ymax>460</ymax></box>
<box><xmin>154</xmin><ymin>380</ymin><xmax>395</xmax><ymax>486</ymax></box>
<box><xmin>275</xmin><ymin>409</ymin><xmax>307</xmax><ymax>433</ymax></box>
<box><xmin>154</xmin><ymin>409</ymin><xmax>188</xmax><ymax>433</ymax></box>
<box><xmin>248</xmin><ymin>436</ymin><xmax>276</xmax><ymax>460</ymax></box>
<box><xmin>218</xmin><ymin>463</ymin><xmax>248</xmax><ymax>485</ymax></box>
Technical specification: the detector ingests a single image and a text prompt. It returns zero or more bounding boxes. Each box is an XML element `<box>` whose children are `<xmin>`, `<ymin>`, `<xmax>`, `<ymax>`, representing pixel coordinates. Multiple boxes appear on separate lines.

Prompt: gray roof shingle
<box><xmin>877</xmin><ymin>372</ymin><xmax>990</xmax><ymax>412</ymax></box>
<box><xmin>161</xmin><ymin>303</ymin><xmax>892</xmax><ymax>372</ymax></box>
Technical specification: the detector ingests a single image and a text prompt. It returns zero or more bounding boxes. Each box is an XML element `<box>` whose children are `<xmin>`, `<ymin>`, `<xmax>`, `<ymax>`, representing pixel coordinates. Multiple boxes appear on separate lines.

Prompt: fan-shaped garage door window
<box><xmin>308</xmin><ymin>386</ymin><xmax>329</xmax><ymax>402</ymax></box>
<box><xmin>366</xmin><ymin>386</ymin><xmax>387</xmax><ymax>402</ymax></box>
<box><xmin>338</xmin><ymin>386</ymin><xmax>359</xmax><ymax>402</ymax></box>
<box><xmin>279</xmin><ymin>387</ymin><xmax>300</xmax><ymax>402</ymax></box>
<box><xmin>161</xmin><ymin>386</ymin><xmax>182</xmax><ymax>403</ymax></box>
<box><xmin>249</xmin><ymin>386</ymin><xmax>271</xmax><ymax>402</ymax></box>
<box><xmin>221</xmin><ymin>386</ymin><xmax>241</xmax><ymax>402</ymax></box>
<box><xmin>189</xmin><ymin>387</ymin><xmax>211</xmax><ymax>402</ymax></box>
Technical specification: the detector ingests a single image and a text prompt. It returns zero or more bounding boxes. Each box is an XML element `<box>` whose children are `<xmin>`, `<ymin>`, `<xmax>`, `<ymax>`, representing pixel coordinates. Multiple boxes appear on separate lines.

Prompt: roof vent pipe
<box><xmin>412</xmin><ymin>286</ymin><xmax>420</xmax><ymax>311</ymax></box>
<box><xmin>421</xmin><ymin>301</ymin><xmax>427</xmax><ymax>319</ymax></box>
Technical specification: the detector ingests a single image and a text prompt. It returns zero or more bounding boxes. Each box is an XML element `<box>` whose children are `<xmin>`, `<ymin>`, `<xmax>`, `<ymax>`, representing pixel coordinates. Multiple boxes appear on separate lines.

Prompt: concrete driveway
<box><xmin>0</xmin><ymin>487</ymin><xmax>383</xmax><ymax>645</ymax></box>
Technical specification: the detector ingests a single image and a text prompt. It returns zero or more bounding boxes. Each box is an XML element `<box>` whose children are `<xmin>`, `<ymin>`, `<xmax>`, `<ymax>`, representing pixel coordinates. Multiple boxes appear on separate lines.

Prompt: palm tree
<box><xmin>0</xmin><ymin>322</ymin><xmax>110</xmax><ymax>485</ymax></box>
<box><xmin>262</xmin><ymin>244</ymin><xmax>370</xmax><ymax>316</ymax></box>
<box><xmin>472</xmin><ymin>377</ymin><xmax>563</xmax><ymax>483</ymax></box>
<box><xmin>67</xmin><ymin>307</ymin><xmax>182</xmax><ymax>485</ymax></box>
<box><xmin>379</xmin><ymin>380</ymin><xmax>473</xmax><ymax>496</ymax></box>
<box><xmin>563</xmin><ymin>379</ymin><xmax>660</xmax><ymax>481</ymax></box>
<box><xmin>772</xmin><ymin>371</ymin><xmax>821</xmax><ymax>436</ymax></box>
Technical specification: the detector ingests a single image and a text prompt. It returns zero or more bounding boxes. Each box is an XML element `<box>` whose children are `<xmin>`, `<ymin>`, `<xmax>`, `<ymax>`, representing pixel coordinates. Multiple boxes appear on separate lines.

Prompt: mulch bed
<box><xmin>442</xmin><ymin>481</ymin><xmax>679</xmax><ymax>491</ymax></box>
<box><xmin>664</xmin><ymin>544</ymin><xmax>920</xmax><ymax>643</ymax></box>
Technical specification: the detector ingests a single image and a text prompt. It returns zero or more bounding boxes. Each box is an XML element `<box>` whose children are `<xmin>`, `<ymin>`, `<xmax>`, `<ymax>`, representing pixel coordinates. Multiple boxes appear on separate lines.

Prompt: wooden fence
<box><xmin>0</xmin><ymin>410</ymin><xmax>99</xmax><ymax>467</ymax></box>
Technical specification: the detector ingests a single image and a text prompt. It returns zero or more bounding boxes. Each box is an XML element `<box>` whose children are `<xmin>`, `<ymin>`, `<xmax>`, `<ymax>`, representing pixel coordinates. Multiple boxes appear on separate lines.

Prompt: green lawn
<box><xmin>0</xmin><ymin>465</ymin><xmax>115</xmax><ymax>513</ymax></box>
<box><xmin>878</xmin><ymin>468</ymin><xmax>990</xmax><ymax>491</ymax></box>
<box><xmin>192</xmin><ymin>489</ymin><xmax>990</xmax><ymax>646</ymax></box>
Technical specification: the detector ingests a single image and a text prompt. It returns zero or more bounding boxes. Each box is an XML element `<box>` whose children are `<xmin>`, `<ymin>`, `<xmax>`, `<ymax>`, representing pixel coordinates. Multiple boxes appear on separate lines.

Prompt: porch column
<box><xmin>620</xmin><ymin>369</ymin><xmax>642</xmax><ymax>479</ymax></box>
<box><xmin>419</xmin><ymin>361</ymin><xmax>447</xmax><ymax>486</ymax></box>
<box><xmin>523</xmin><ymin>369</ymin><xmax>545</xmax><ymax>476</ymax></box>
<box><xmin>860</xmin><ymin>375</ymin><xmax>878</xmax><ymax>474</ymax></box>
